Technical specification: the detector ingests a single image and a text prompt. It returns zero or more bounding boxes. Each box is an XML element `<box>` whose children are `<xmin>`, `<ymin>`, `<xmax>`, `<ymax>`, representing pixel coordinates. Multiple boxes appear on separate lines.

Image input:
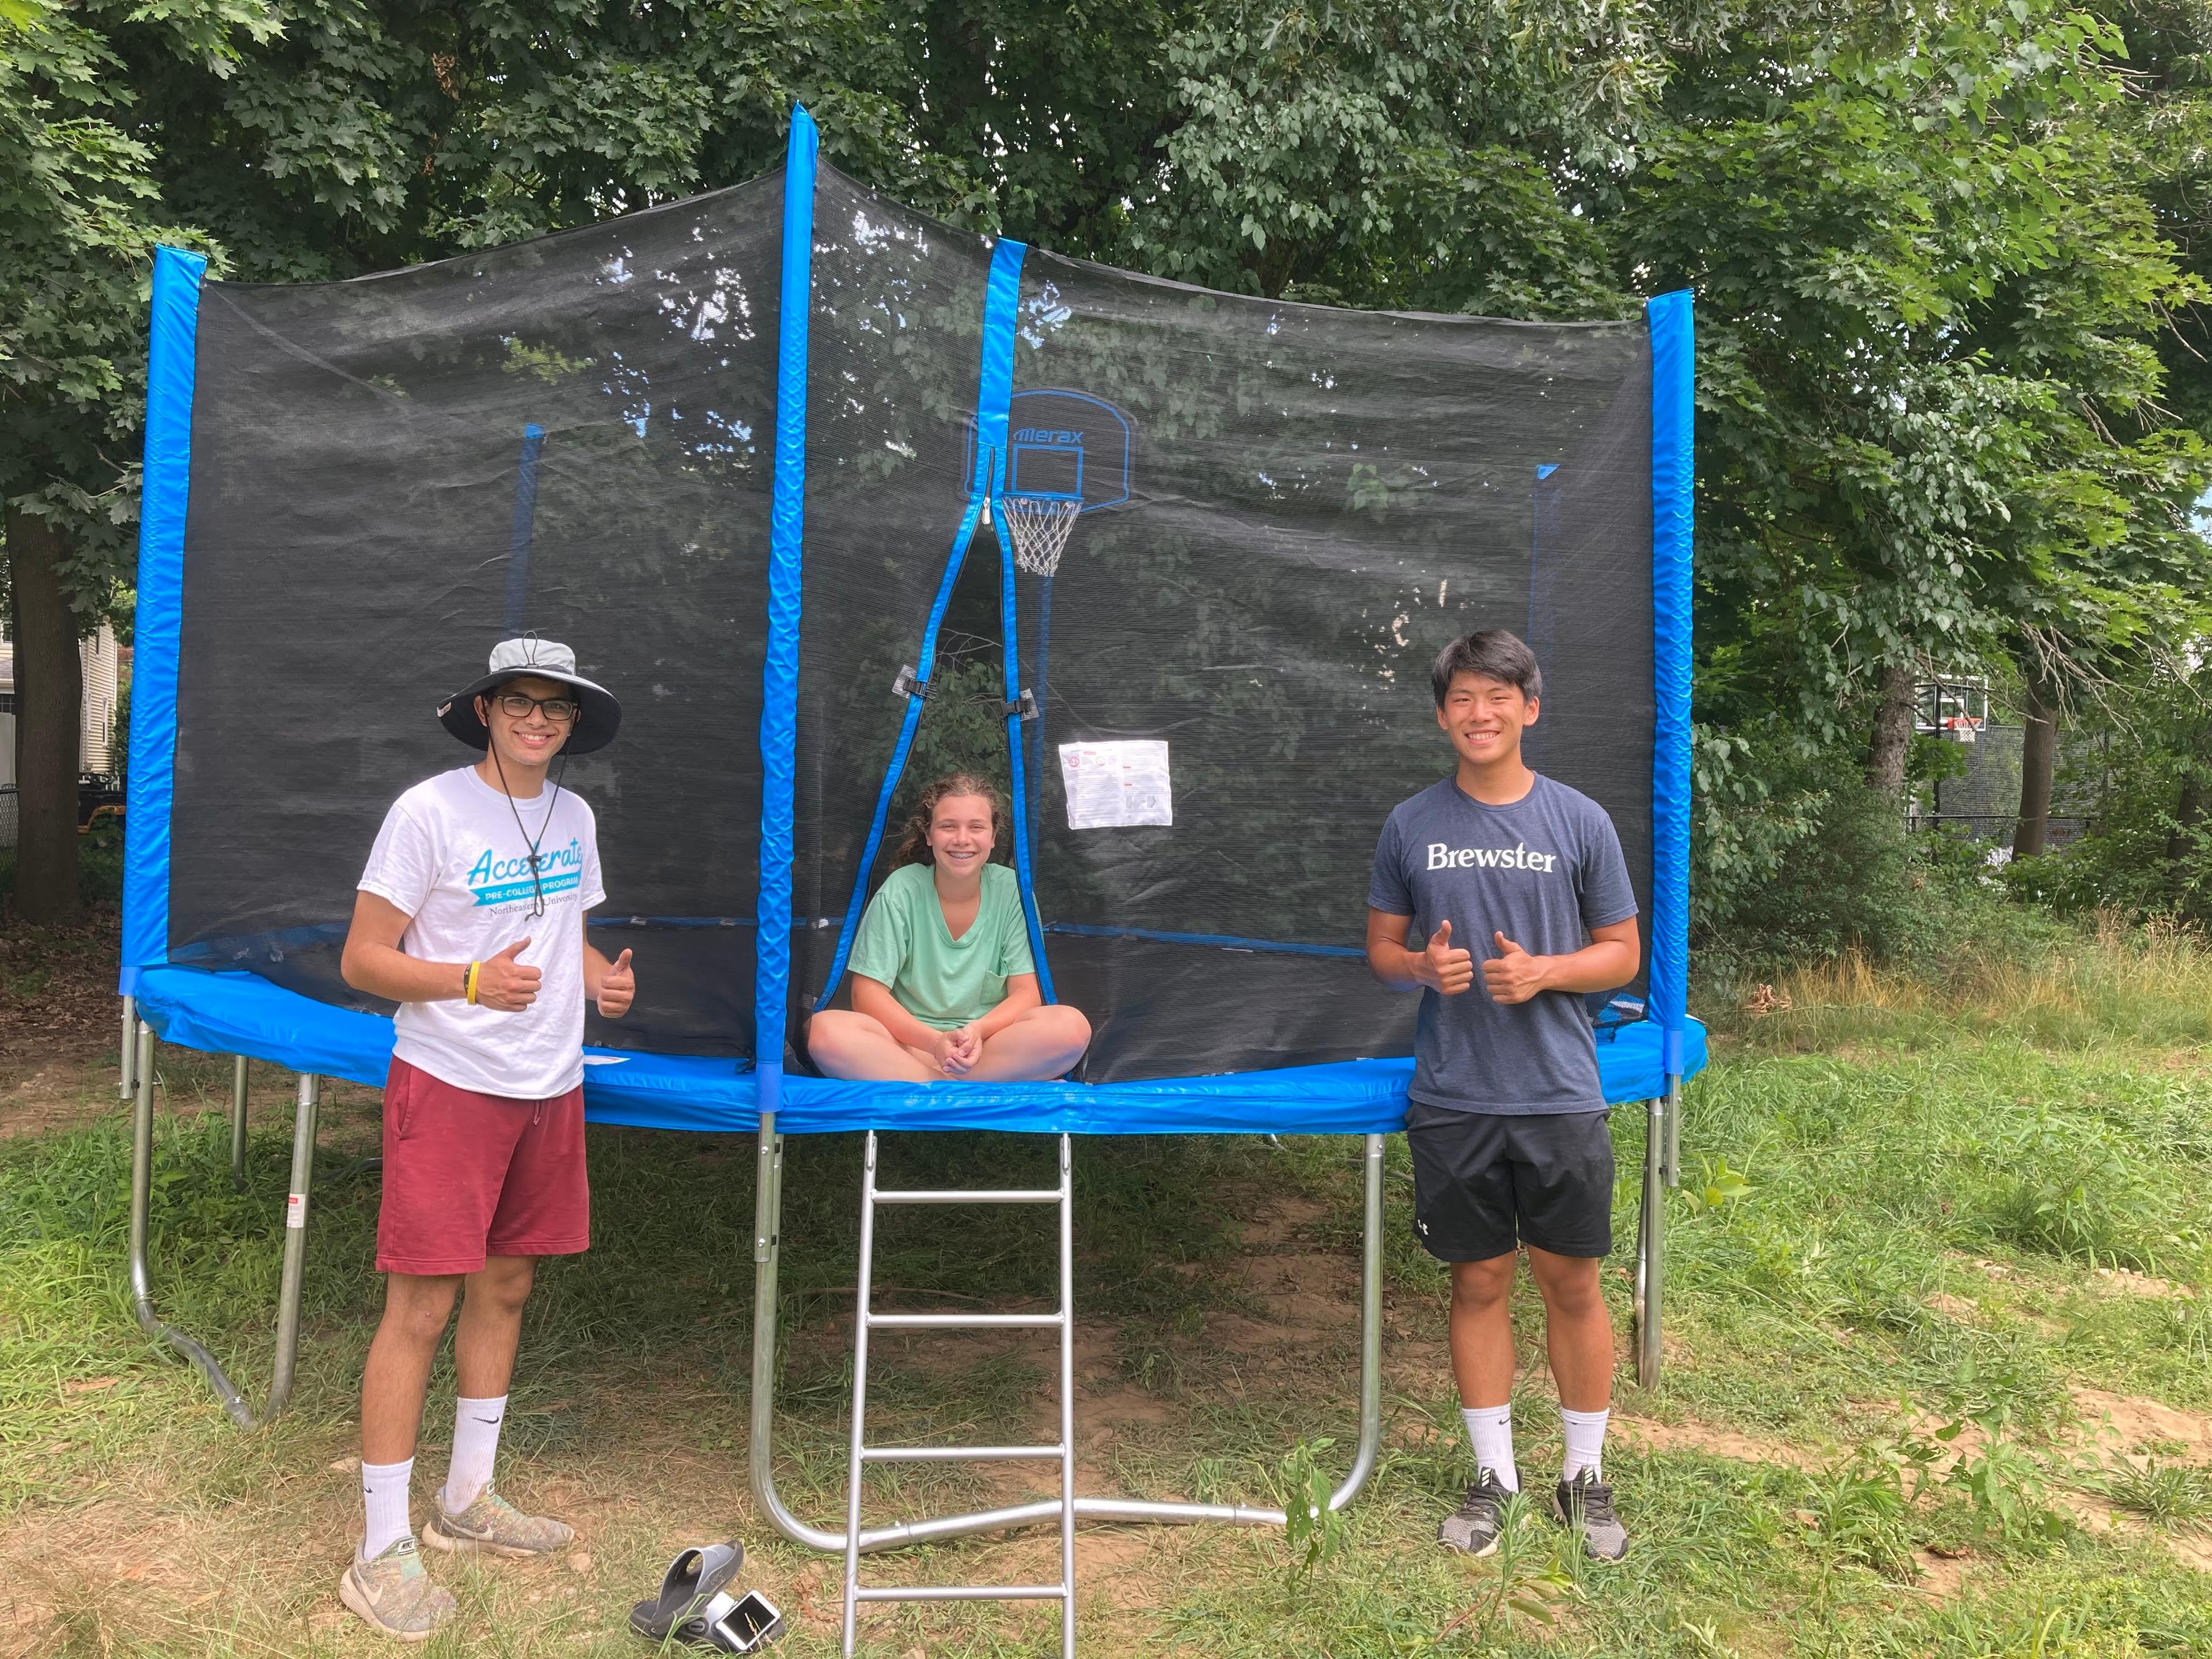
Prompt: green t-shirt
<box><xmin>848</xmin><ymin>862</ymin><xmax>1036</xmax><ymax>1030</ymax></box>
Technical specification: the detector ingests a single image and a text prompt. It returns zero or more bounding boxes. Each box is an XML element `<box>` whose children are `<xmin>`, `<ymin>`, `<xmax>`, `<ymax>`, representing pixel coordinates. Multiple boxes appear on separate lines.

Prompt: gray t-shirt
<box><xmin>1368</xmin><ymin>773</ymin><xmax>1638</xmax><ymax>1115</ymax></box>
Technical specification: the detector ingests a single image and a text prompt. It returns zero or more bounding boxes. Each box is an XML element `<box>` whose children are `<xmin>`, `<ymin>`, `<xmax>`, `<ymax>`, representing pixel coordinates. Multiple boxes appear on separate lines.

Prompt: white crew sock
<box><xmin>361</xmin><ymin>1457</ymin><xmax>415</xmax><ymax>1559</ymax></box>
<box><xmin>1460</xmin><ymin>1404</ymin><xmax>1520</xmax><ymax>1490</ymax></box>
<box><xmin>1560</xmin><ymin>1406</ymin><xmax>1609</xmax><ymax>1483</ymax></box>
<box><xmin>442</xmin><ymin>1395</ymin><xmax>509</xmax><ymax>1515</ymax></box>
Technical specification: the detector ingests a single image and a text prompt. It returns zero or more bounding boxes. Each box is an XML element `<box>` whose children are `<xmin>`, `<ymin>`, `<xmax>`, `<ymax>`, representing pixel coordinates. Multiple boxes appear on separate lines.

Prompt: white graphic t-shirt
<box><xmin>358</xmin><ymin>766</ymin><xmax>605</xmax><ymax>1099</ymax></box>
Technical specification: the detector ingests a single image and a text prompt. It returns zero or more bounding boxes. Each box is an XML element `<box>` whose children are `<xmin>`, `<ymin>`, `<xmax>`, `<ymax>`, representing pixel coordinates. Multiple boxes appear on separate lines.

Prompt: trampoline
<box><xmin>117</xmin><ymin>103</ymin><xmax>1704</xmax><ymax>1600</ymax></box>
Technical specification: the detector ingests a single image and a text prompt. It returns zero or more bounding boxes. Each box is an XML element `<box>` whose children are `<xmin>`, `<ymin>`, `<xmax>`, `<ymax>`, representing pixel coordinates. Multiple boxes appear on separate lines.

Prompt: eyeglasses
<box><xmin>491</xmin><ymin>692</ymin><xmax>580</xmax><ymax>723</ymax></box>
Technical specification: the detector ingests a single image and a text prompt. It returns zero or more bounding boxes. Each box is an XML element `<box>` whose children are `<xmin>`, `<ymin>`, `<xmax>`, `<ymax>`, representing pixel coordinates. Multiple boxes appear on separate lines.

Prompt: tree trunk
<box><xmin>2013</xmin><ymin>660</ymin><xmax>2059</xmax><ymax>862</ymax></box>
<box><xmin>4</xmin><ymin>506</ymin><xmax>83</xmax><ymax>923</ymax></box>
<box><xmin>1865</xmin><ymin>660</ymin><xmax>1917</xmax><ymax>797</ymax></box>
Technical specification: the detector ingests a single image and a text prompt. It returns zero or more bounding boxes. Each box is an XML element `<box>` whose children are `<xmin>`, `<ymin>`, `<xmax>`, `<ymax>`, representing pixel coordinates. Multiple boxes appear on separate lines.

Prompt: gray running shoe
<box><xmin>1438</xmin><ymin>1468</ymin><xmax>1518</xmax><ymax>1556</ymax></box>
<box><xmin>339</xmin><ymin>1537</ymin><xmax>456</xmax><ymax>1642</ymax></box>
<box><xmin>422</xmin><ymin>1484</ymin><xmax>575</xmax><ymax>1558</ymax></box>
<box><xmin>1552</xmin><ymin>1469</ymin><xmax>1627</xmax><ymax>1561</ymax></box>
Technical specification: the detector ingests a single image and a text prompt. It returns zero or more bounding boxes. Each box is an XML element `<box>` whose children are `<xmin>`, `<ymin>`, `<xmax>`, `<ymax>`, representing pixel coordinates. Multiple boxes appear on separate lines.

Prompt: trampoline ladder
<box><xmin>840</xmin><ymin>1130</ymin><xmax>1077</xmax><ymax>1658</ymax></box>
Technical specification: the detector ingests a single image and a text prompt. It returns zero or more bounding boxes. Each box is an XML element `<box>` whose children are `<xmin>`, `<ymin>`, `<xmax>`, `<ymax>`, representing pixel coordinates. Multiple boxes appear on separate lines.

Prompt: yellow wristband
<box><xmin>465</xmin><ymin>961</ymin><xmax>482</xmax><ymax>1005</ymax></box>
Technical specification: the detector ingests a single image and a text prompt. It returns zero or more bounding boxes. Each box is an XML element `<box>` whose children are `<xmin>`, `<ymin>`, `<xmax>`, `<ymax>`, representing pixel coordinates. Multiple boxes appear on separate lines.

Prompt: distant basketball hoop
<box><xmin>1003</xmin><ymin>493</ymin><xmax>1081</xmax><ymax>577</ymax></box>
<box><xmin>971</xmin><ymin>388</ymin><xmax>1133</xmax><ymax>579</ymax></box>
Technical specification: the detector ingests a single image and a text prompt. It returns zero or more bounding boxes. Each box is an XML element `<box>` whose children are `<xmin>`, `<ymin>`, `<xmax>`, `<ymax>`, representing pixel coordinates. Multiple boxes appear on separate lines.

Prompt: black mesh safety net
<box><xmin>164</xmin><ymin>154</ymin><xmax>1656</xmax><ymax>1085</ymax></box>
<box><xmin>171</xmin><ymin>177</ymin><xmax>783</xmax><ymax>1057</ymax></box>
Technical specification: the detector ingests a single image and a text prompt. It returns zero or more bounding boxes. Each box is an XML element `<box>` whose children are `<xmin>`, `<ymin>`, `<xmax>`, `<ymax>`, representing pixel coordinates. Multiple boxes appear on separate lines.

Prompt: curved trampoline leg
<box><xmin>1328</xmin><ymin>1132</ymin><xmax>1385</xmax><ymax>1511</ymax></box>
<box><xmin>128</xmin><ymin>1024</ymin><xmax>319</xmax><ymax>1430</ymax></box>
<box><xmin>748</xmin><ymin>1120</ymin><xmax>1392</xmax><ymax>1554</ymax></box>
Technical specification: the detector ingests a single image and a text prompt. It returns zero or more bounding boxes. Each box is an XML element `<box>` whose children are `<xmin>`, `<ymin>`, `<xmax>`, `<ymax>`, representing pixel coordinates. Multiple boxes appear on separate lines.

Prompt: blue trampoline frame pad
<box><xmin>132</xmin><ymin>965</ymin><xmax>1706</xmax><ymax>1137</ymax></box>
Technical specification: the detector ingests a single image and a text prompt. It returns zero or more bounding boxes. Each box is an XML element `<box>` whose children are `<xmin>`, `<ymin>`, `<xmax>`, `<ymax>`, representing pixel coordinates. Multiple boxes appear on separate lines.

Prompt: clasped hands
<box><xmin>1413</xmin><ymin>920</ymin><xmax>1548</xmax><ymax>1005</ymax></box>
<box><xmin>927</xmin><ymin>1022</ymin><xmax>986</xmax><ymax>1077</ymax></box>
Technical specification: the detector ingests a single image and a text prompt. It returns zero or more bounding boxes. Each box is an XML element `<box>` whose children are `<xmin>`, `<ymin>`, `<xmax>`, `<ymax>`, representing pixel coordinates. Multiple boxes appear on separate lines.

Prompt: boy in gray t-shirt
<box><xmin>1366</xmin><ymin>629</ymin><xmax>1641</xmax><ymax>1565</ymax></box>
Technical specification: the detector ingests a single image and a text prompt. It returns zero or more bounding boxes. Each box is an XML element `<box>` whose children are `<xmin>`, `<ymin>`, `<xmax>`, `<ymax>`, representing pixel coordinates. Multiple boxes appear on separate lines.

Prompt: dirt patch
<box><xmin>1911</xmin><ymin>1547</ymin><xmax>1969</xmax><ymax>1600</ymax></box>
<box><xmin>2070</xmin><ymin>1387</ymin><xmax>2212</xmax><ymax>1463</ymax></box>
<box><xmin>0</xmin><ymin>907</ymin><xmax>122</xmax><ymax>1073</ymax></box>
<box><xmin>2090</xmin><ymin>1267</ymin><xmax>2192</xmax><ymax>1300</ymax></box>
<box><xmin>1611</xmin><ymin>1415</ymin><xmax>1828</xmax><ymax>1471</ymax></box>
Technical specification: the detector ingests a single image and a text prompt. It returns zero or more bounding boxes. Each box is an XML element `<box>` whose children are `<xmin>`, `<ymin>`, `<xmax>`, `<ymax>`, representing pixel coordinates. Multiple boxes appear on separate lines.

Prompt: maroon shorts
<box><xmin>377</xmin><ymin>1056</ymin><xmax>590</xmax><ymax>1275</ymax></box>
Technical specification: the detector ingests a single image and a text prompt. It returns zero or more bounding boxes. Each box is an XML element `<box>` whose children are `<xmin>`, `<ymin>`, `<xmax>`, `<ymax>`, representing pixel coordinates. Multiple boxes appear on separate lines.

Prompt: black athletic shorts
<box><xmin>1404</xmin><ymin>1099</ymin><xmax>1615</xmax><ymax>1262</ymax></box>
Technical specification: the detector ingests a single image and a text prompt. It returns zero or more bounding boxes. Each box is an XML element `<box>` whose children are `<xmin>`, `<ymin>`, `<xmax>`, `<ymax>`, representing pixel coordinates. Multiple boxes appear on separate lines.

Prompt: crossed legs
<box><xmin>807</xmin><ymin>1004</ymin><xmax>1093</xmax><ymax>1084</ymax></box>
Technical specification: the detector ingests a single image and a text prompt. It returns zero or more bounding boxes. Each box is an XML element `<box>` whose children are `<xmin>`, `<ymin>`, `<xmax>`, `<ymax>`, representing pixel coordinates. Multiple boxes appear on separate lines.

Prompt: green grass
<box><xmin>7</xmin><ymin>933</ymin><xmax>2212</xmax><ymax>1653</ymax></box>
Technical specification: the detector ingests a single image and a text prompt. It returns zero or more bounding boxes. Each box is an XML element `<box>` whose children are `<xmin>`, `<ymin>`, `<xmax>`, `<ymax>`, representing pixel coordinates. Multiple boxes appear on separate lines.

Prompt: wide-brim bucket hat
<box><xmin>438</xmin><ymin>635</ymin><xmax>622</xmax><ymax>755</ymax></box>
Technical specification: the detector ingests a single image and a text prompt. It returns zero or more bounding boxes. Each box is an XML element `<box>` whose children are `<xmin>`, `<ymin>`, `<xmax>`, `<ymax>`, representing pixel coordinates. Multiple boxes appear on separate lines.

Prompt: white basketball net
<box><xmin>1001</xmin><ymin>493</ymin><xmax>1081</xmax><ymax>578</ymax></box>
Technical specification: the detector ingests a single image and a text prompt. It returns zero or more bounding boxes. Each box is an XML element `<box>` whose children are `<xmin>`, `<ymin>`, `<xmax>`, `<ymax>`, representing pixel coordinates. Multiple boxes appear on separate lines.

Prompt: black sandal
<box><xmin>629</xmin><ymin>1543</ymin><xmax>784</xmax><ymax>1650</ymax></box>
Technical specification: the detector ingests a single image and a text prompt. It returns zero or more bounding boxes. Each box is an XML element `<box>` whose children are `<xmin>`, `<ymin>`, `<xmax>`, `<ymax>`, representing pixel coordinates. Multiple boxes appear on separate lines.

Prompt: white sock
<box><xmin>1561</xmin><ymin>1406</ymin><xmax>1608</xmax><ymax>1483</ymax></box>
<box><xmin>361</xmin><ymin>1457</ymin><xmax>415</xmax><ymax>1559</ymax></box>
<box><xmin>1460</xmin><ymin>1404</ymin><xmax>1520</xmax><ymax>1490</ymax></box>
<box><xmin>442</xmin><ymin>1395</ymin><xmax>508</xmax><ymax>1514</ymax></box>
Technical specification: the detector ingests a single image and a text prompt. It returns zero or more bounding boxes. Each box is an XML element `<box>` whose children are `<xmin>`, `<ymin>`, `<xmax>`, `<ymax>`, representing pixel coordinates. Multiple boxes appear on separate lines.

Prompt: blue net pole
<box><xmin>754</xmin><ymin>105</ymin><xmax>820</xmax><ymax>1100</ymax></box>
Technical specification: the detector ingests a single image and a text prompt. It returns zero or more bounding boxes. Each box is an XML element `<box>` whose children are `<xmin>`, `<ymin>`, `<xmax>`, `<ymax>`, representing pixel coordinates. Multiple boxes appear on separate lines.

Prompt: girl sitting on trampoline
<box><xmin>808</xmin><ymin>772</ymin><xmax>1092</xmax><ymax>1082</ymax></box>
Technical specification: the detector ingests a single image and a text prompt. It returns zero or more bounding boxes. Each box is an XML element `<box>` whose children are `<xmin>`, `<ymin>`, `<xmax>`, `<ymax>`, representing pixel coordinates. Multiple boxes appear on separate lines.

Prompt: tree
<box><xmin>1</xmin><ymin>1</ymin><xmax>265</xmax><ymax>921</ymax></box>
<box><xmin>1624</xmin><ymin>2</ymin><xmax>2211</xmax><ymax>830</ymax></box>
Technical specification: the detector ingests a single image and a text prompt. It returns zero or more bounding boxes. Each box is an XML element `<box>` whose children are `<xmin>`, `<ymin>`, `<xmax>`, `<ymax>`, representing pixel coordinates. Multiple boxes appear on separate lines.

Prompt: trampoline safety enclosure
<box><xmin>116</xmin><ymin>103</ymin><xmax>1706</xmax><ymax>1605</ymax></box>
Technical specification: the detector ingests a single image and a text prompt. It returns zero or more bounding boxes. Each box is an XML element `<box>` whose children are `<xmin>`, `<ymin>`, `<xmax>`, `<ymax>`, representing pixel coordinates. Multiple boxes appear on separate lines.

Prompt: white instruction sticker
<box><xmin>285</xmin><ymin>1192</ymin><xmax>306</xmax><ymax>1230</ymax></box>
<box><xmin>1059</xmin><ymin>740</ymin><xmax>1173</xmax><ymax>830</ymax></box>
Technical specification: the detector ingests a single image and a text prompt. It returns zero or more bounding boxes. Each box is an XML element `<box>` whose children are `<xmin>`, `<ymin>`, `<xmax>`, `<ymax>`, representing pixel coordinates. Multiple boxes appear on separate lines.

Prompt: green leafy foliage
<box><xmin>5</xmin><ymin>1</ymin><xmax>2212</xmax><ymax>955</ymax></box>
<box><xmin>1273</xmin><ymin>1435</ymin><xmax>1347</xmax><ymax>1582</ymax></box>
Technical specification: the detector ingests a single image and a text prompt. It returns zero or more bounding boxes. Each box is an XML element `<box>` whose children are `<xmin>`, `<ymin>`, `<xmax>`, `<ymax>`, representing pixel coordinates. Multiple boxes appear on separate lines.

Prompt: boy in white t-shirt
<box><xmin>335</xmin><ymin>637</ymin><xmax>638</xmax><ymax>1641</ymax></box>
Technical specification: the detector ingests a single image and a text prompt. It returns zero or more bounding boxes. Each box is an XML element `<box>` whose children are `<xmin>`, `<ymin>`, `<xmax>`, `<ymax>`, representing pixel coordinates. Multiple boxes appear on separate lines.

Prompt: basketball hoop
<box><xmin>1001</xmin><ymin>493</ymin><xmax>1081</xmax><ymax>578</ymax></box>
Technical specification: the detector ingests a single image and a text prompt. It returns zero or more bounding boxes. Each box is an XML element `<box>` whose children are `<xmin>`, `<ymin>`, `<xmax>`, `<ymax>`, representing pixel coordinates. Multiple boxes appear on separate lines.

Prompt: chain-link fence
<box><xmin>0</xmin><ymin>787</ymin><xmax>16</xmax><ymax>850</ymax></box>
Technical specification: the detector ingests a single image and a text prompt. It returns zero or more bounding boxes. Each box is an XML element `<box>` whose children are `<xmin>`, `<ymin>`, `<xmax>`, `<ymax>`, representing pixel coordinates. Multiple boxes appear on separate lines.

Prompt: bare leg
<box><xmin>362</xmin><ymin>1272</ymin><xmax>461</xmax><ymax>1464</ymax></box>
<box><xmin>453</xmin><ymin>1256</ymin><xmax>536</xmax><ymax>1398</ymax></box>
<box><xmin>962</xmin><ymin>1005</ymin><xmax>1092</xmax><ymax>1081</ymax></box>
<box><xmin>1447</xmin><ymin>1253</ymin><xmax>1518</xmax><ymax>1409</ymax></box>
<box><xmin>807</xmin><ymin>1010</ymin><xmax>939</xmax><ymax>1082</ymax></box>
<box><xmin>1524</xmin><ymin>1245</ymin><xmax>1612</xmax><ymax>1412</ymax></box>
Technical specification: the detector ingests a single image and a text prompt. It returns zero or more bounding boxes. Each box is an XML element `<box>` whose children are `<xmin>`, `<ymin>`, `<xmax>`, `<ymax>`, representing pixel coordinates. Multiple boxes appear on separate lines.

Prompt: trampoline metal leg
<box><xmin>120</xmin><ymin>996</ymin><xmax>137</xmax><ymax>1100</ymax></box>
<box><xmin>230</xmin><ymin>1056</ymin><xmax>250</xmax><ymax>1184</ymax></box>
<box><xmin>747</xmin><ymin>1120</ymin><xmax>1391</xmax><ymax>1553</ymax></box>
<box><xmin>1663</xmin><ymin>1073</ymin><xmax>1683</xmax><ymax>1190</ymax></box>
<box><xmin>1635</xmin><ymin>1093</ymin><xmax>1664</xmax><ymax>1391</ymax></box>
<box><xmin>129</xmin><ymin>1023</ymin><xmax>319</xmax><ymax>1430</ymax></box>
<box><xmin>1328</xmin><ymin>1132</ymin><xmax>1385</xmax><ymax>1512</ymax></box>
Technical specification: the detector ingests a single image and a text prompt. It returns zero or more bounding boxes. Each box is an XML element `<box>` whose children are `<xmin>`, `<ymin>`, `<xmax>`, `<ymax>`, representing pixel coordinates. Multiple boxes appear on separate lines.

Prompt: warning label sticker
<box><xmin>1058</xmin><ymin>740</ymin><xmax>1173</xmax><ymax>830</ymax></box>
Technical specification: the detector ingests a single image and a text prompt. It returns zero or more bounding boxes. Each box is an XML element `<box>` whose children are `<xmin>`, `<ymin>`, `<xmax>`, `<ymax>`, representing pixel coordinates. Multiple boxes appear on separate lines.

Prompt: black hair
<box><xmin>1431</xmin><ymin>629</ymin><xmax>1542</xmax><ymax>707</ymax></box>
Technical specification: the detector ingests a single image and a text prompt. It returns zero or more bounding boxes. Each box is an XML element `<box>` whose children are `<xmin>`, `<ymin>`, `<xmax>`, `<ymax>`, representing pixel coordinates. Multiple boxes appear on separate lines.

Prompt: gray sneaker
<box><xmin>339</xmin><ymin>1537</ymin><xmax>456</xmax><ymax>1642</ymax></box>
<box><xmin>422</xmin><ymin>1483</ymin><xmax>575</xmax><ymax>1558</ymax></box>
<box><xmin>1438</xmin><ymin>1468</ymin><xmax>1518</xmax><ymax>1556</ymax></box>
<box><xmin>1552</xmin><ymin>1469</ymin><xmax>1627</xmax><ymax>1561</ymax></box>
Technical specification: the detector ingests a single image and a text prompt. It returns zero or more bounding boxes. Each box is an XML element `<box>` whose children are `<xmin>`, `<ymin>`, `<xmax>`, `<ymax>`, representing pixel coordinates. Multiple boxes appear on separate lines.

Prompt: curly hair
<box><xmin>893</xmin><ymin>773</ymin><xmax>1008</xmax><ymax>868</ymax></box>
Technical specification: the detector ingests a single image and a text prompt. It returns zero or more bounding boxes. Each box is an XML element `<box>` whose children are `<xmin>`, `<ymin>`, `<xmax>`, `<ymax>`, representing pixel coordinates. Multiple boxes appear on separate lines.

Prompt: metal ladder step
<box><xmin>843</xmin><ymin>1131</ymin><xmax>1077</xmax><ymax>1658</ymax></box>
<box><xmin>861</xmin><ymin>1444</ymin><xmax>1063</xmax><ymax>1463</ymax></box>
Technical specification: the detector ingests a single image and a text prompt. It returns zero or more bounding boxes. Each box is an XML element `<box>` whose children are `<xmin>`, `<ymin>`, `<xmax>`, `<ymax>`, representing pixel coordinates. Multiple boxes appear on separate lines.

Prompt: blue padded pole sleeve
<box><xmin>977</xmin><ymin>238</ymin><xmax>1055</xmax><ymax>1001</ymax></box>
<box><xmin>504</xmin><ymin>423</ymin><xmax>545</xmax><ymax>634</ymax></box>
<box><xmin>995</xmin><ymin>512</ymin><xmax>1055</xmax><ymax>1001</ymax></box>
<box><xmin>122</xmin><ymin>245</ymin><xmax>209</xmax><ymax>995</ymax></box>
<box><xmin>755</xmin><ymin>104</ymin><xmax>819</xmax><ymax>1101</ymax></box>
<box><xmin>816</xmin><ymin>499</ymin><xmax>986</xmax><ymax>1005</ymax></box>
<box><xmin>1646</xmin><ymin>289</ymin><xmax>1694</xmax><ymax>1075</ymax></box>
<box><xmin>1029</xmin><ymin>574</ymin><xmax>1053</xmax><ymax>854</ymax></box>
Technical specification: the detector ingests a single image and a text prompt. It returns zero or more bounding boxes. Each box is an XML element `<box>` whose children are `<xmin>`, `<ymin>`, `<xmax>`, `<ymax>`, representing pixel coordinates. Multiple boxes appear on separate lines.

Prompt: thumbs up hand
<box><xmin>477</xmin><ymin>937</ymin><xmax>540</xmax><ymax>1012</ymax></box>
<box><xmin>1416</xmin><ymin>919</ymin><xmax>1476</xmax><ymax>997</ymax></box>
<box><xmin>1482</xmin><ymin>931</ymin><xmax>1547</xmax><ymax>1005</ymax></box>
<box><xmin>596</xmin><ymin>948</ymin><xmax>636</xmax><ymax>1018</ymax></box>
